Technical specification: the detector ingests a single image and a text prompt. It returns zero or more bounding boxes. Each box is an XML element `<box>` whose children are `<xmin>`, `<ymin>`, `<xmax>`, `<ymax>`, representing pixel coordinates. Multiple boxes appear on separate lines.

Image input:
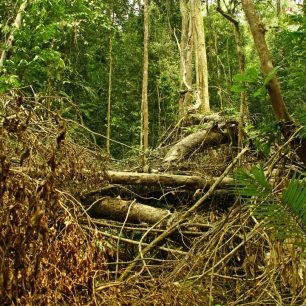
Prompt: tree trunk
<box><xmin>216</xmin><ymin>3</ymin><xmax>247</xmax><ymax>150</ymax></box>
<box><xmin>0</xmin><ymin>0</ymin><xmax>28</xmax><ymax>67</ymax></box>
<box><xmin>106</xmin><ymin>7</ymin><xmax>113</xmax><ymax>154</ymax></box>
<box><xmin>163</xmin><ymin>125</ymin><xmax>227</xmax><ymax>163</ymax></box>
<box><xmin>277</xmin><ymin>0</ymin><xmax>281</xmax><ymax>16</ymax></box>
<box><xmin>107</xmin><ymin>171</ymin><xmax>233</xmax><ymax>189</ymax></box>
<box><xmin>179</xmin><ymin>0</ymin><xmax>188</xmax><ymax>117</ymax></box>
<box><xmin>241</xmin><ymin>0</ymin><xmax>289</xmax><ymax>122</ymax></box>
<box><xmin>88</xmin><ymin>197</ymin><xmax>171</xmax><ymax>225</ymax></box>
<box><xmin>190</xmin><ymin>0</ymin><xmax>210</xmax><ymax>113</ymax></box>
<box><xmin>184</xmin><ymin>3</ymin><xmax>194</xmax><ymax>110</ymax></box>
<box><xmin>141</xmin><ymin>0</ymin><xmax>150</xmax><ymax>151</ymax></box>
<box><xmin>241</xmin><ymin>0</ymin><xmax>306</xmax><ymax>164</ymax></box>
<box><xmin>179</xmin><ymin>0</ymin><xmax>193</xmax><ymax>117</ymax></box>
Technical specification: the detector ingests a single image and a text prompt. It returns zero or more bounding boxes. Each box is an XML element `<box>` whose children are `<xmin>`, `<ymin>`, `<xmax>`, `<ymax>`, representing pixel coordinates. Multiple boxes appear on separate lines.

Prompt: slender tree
<box><xmin>217</xmin><ymin>0</ymin><xmax>247</xmax><ymax>149</ymax></box>
<box><xmin>241</xmin><ymin>0</ymin><xmax>306</xmax><ymax>164</ymax></box>
<box><xmin>185</xmin><ymin>1</ymin><xmax>194</xmax><ymax>110</ymax></box>
<box><xmin>277</xmin><ymin>0</ymin><xmax>281</xmax><ymax>16</ymax></box>
<box><xmin>141</xmin><ymin>0</ymin><xmax>149</xmax><ymax>151</ymax></box>
<box><xmin>106</xmin><ymin>7</ymin><xmax>114</xmax><ymax>154</ymax></box>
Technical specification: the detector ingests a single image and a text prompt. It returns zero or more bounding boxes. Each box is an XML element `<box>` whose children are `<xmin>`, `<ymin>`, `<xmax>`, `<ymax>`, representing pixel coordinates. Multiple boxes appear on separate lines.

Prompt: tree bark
<box><xmin>141</xmin><ymin>0</ymin><xmax>149</xmax><ymax>151</ymax></box>
<box><xmin>277</xmin><ymin>0</ymin><xmax>281</xmax><ymax>16</ymax></box>
<box><xmin>179</xmin><ymin>0</ymin><xmax>193</xmax><ymax>116</ymax></box>
<box><xmin>88</xmin><ymin>197</ymin><xmax>171</xmax><ymax>225</ymax></box>
<box><xmin>0</xmin><ymin>0</ymin><xmax>28</xmax><ymax>68</ymax></box>
<box><xmin>241</xmin><ymin>0</ymin><xmax>306</xmax><ymax>164</ymax></box>
<box><xmin>106</xmin><ymin>171</ymin><xmax>233</xmax><ymax>190</ymax></box>
<box><xmin>179</xmin><ymin>0</ymin><xmax>189</xmax><ymax>117</ymax></box>
<box><xmin>190</xmin><ymin>0</ymin><xmax>210</xmax><ymax>113</ymax></box>
<box><xmin>185</xmin><ymin>3</ymin><xmax>194</xmax><ymax>109</ymax></box>
<box><xmin>241</xmin><ymin>0</ymin><xmax>290</xmax><ymax>122</ymax></box>
<box><xmin>106</xmin><ymin>7</ymin><xmax>113</xmax><ymax>154</ymax></box>
<box><xmin>163</xmin><ymin>125</ymin><xmax>227</xmax><ymax>163</ymax></box>
<box><xmin>216</xmin><ymin>2</ymin><xmax>247</xmax><ymax>150</ymax></box>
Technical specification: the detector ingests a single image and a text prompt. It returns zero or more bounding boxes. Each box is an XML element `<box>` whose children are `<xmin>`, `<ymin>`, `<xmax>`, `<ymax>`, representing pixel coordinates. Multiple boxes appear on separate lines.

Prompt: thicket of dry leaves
<box><xmin>0</xmin><ymin>91</ymin><xmax>108</xmax><ymax>305</ymax></box>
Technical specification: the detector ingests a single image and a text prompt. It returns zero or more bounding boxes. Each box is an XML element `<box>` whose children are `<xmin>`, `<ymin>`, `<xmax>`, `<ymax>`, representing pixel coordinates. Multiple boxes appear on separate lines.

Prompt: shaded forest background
<box><xmin>1</xmin><ymin>0</ymin><xmax>305</xmax><ymax>157</ymax></box>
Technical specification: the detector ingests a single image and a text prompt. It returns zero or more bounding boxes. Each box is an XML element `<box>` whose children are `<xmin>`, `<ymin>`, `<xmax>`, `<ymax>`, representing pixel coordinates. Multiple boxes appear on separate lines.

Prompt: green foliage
<box><xmin>235</xmin><ymin>165</ymin><xmax>272</xmax><ymax>198</ymax></box>
<box><xmin>269</xmin><ymin>7</ymin><xmax>306</xmax><ymax>114</ymax></box>
<box><xmin>234</xmin><ymin>166</ymin><xmax>306</xmax><ymax>249</ymax></box>
<box><xmin>293</xmin><ymin>106</ymin><xmax>306</xmax><ymax>138</ymax></box>
<box><xmin>231</xmin><ymin>66</ymin><xmax>273</xmax><ymax>99</ymax></box>
<box><xmin>0</xmin><ymin>0</ymin><xmax>304</xmax><ymax>158</ymax></box>
<box><xmin>245</xmin><ymin>120</ymin><xmax>281</xmax><ymax>156</ymax></box>
<box><xmin>282</xmin><ymin>174</ymin><xmax>306</xmax><ymax>229</ymax></box>
<box><xmin>0</xmin><ymin>74</ymin><xmax>20</xmax><ymax>92</ymax></box>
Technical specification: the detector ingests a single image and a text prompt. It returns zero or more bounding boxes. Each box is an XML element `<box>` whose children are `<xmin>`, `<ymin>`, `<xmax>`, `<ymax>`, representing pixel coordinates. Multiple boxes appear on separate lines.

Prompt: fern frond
<box><xmin>234</xmin><ymin>167</ymin><xmax>306</xmax><ymax>249</ymax></box>
<box><xmin>234</xmin><ymin>165</ymin><xmax>272</xmax><ymax>199</ymax></box>
<box><xmin>281</xmin><ymin>173</ymin><xmax>306</xmax><ymax>231</ymax></box>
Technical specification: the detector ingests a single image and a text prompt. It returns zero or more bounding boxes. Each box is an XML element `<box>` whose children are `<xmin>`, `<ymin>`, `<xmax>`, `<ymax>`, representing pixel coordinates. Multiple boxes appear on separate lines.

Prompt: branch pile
<box><xmin>1</xmin><ymin>91</ymin><xmax>304</xmax><ymax>305</ymax></box>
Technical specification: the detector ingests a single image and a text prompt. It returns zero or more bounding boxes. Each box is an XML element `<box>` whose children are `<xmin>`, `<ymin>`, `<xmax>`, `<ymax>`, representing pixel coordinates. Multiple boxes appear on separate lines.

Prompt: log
<box><xmin>107</xmin><ymin>170</ymin><xmax>233</xmax><ymax>190</ymax></box>
<box><xmin>163</xmin><ymin>125</ymin><xmax>227</xmax><ymax>163</ymax></box>
<box><xmin>182</xmin><ymin>113</ymin><xmax>223</xmax><ymax>126</ymax></box>
<box><xmin>88</xmin><ymin>196</ymin><xmax>171</xmax><ymax>225</ymax></box>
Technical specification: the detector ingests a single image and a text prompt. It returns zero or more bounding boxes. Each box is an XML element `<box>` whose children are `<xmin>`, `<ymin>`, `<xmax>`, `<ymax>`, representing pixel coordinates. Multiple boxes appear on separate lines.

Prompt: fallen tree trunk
<box><xmin>107</xmin><ymin>171</ymin><xmax>233</xmax><ymax>190</ymax></box>
<box><xmin>118</xmin><ymin>147</ymin><xmax>249</xmax><ymax>281</ymax></box>
<box><xmin>87</xmin><ymin>196</ymin><xmax>172</xmax><ymax>225</ymax></box>
<box><xmin>163</xmin><ymin>125</ymin><xmax>227</xmax><ymax>163</ymax></box>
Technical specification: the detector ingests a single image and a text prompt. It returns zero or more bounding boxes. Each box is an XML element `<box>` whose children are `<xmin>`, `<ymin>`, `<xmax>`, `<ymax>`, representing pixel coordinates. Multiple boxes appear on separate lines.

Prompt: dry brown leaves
<box><xmin>0</xmin><ymin>91</ymin><xmax>108</xmax><ymax>305</ymax></box>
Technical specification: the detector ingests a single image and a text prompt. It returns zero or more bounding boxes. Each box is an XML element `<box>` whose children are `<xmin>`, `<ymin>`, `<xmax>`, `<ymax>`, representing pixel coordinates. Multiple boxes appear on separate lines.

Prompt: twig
<box><xmin>81</xmin><ymin>225</ymin><xmax>187</xmax><ymax>256</ymax></box>
<box><xmin>82</xmin><ymin>218</ymin><xmax>205</xmax><ymax>236</ymax></box>
<box><xmin>186</xmin><ymin>221</ymin><xmax>262</xmax><ymax>283</ymax></box>
<box><xmin>115</xmin><ymin>199</ymin><xmax>136</xmax><ymax>280</ymax></box>
<box><xmin>138</xmin><ymin>212</ymin><xmax>172</xmax><ymax>278</ymax></box>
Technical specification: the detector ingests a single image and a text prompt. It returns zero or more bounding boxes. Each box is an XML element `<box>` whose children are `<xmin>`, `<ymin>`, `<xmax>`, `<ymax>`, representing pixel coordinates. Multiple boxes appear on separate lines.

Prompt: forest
<box><xmin>0</xmin><ymin>0</ymin><xmax>305</xmax><ymax>305</ymax></box>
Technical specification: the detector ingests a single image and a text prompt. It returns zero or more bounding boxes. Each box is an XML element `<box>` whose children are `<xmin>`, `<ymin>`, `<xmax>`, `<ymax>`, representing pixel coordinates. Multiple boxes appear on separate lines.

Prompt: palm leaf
<box><xmin>282</xmin><ymin>173</ymin><xmax>306</xmax><ymax>230</ymax></box>
<box><xmin>234</xmin><ymin>165</ymin><xmax>272</xmax><ymax>198</ymax></box>
<box><xmin>234</xmin><ymin>167</ymin><xmax>306</xmax><ymax>249</ymax></box>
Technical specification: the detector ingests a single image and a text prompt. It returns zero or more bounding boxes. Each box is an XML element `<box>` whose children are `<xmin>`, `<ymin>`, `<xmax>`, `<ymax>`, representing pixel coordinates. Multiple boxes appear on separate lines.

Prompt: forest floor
<box><xmin>1</xmin><ymin>92</ymin><xmax>305</xmax><ymax>305</ymax></box>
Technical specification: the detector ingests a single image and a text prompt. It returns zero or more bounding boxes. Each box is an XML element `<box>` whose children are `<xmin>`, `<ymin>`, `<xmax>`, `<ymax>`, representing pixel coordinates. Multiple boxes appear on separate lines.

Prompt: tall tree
<box><xmin>178</xmin><ymin>0</ymin><xmax>192</xmax><ymax>117</ymax></box>
<box><xmin>141</xmin><ymin>0</ymin><xmax>150</xmax><ymax>150</ymax></box>
<box><xmin>217</xmin><ymin>0</ymin><xmax>247</xmax><ymax>149</ymax></box>
<box><xmin>106</xmin><ymin>6</ymin><xmax>114</xmax><ymax>154</ymax></box>
<box><xmin>241</xmin><ymin>0</ymin><xmax>306</xmax><ymax>164</ymax></box>
<box><xmin>190</xmin><ymin>0</ymin><xmax>210</xmax><ymax>113</ymax></box>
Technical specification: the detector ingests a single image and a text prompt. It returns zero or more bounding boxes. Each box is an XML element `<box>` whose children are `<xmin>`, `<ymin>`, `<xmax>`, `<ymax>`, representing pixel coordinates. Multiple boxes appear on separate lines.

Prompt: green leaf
<box><xmin>230</xmin><ymin>84</ymin><xmax>247</xmax><ymax>93</ymax></box>
<box><xmin>253</xmin><ymin>86</ymin><xmax>266</xmax><ymax>97</ymax></box>
<box><xmin>233</xmin><ymin>68</ymin><xmax>258</xmax><ymax>83</ymax></box>
<box><xmin>282</xmin><ymin>174</ymin><xmax>306</xmax><ymax>226</ymax></box>
<box><xmin>234</xmin><ymin>167</ymin><xmax>306</xmax><ymax>248</ymax></box>
<box><xmin>263</xmin><ymin>67</ymin><xmax>279</xmax><ymax>86</ymax></box>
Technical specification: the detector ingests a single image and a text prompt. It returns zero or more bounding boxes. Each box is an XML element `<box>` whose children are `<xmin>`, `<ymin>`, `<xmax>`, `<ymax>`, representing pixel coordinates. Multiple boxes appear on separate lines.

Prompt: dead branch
<box><xmin>82</xmin><ymin>225</ymin><xmax>187</xmax><ymax>256</ymax></box>
<box><xmin>118</xmin><ymin>147</ymin><xmax>249</xmax><ymax>281</ymax></box>
<box><xmin>107</xmin><ymin>170</ymin><xmax>233</xmax><ymax>189</ymax></box>
<box><xmin>163</xmin><ymin>125</ymin><xmax>227</xmax><ymax>163</ymax></box>
<box><xmin>87</xmin><ymin>196</ymin><xmax>173</xmax><ymax>225</ymax></box>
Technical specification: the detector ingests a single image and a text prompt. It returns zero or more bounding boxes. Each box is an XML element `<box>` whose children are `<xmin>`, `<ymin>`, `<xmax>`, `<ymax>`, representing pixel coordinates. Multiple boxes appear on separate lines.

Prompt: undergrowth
<box><xmin>0</xmin><ymin>90</ymin><xmax>305</xmax><ymax>305</ymax></box>
<box><xmin>0</xmin><ymin>91</ymin><xmax>107</xmax><ymax>305</ymax></box>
